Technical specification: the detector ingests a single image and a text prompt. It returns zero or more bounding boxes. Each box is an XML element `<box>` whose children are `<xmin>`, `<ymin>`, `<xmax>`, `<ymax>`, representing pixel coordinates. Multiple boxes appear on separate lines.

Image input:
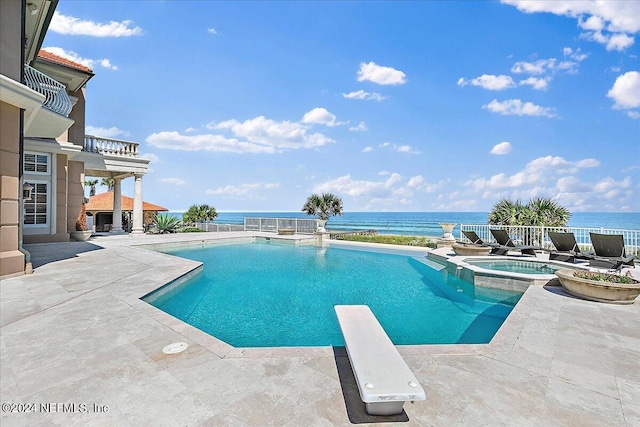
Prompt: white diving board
<box><xmin>334</xmin><ymin>305</ymin><xmax>426</xmax><ymax>416</ymax></box>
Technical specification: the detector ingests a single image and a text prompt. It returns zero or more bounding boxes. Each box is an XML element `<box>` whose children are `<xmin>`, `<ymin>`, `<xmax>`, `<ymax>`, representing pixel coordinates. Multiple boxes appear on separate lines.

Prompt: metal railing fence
<box><xmin>460</xmin><ymin>224</ymin><xmax>639</xmax><ymax>256</ymax></box>
<box><xmin>23</xmin><ymin>64</ymin><xmax>72</xmax><ymax>116</ymax></box>
<box><xmin>194</xmin><ymin>217</ymin><xmax>318</xmax><ymax>234</ymax></box>
<box><xmin>244</xmin><ymin>217</ymin><xmax>317</xmax><ymax>234</ymax></box>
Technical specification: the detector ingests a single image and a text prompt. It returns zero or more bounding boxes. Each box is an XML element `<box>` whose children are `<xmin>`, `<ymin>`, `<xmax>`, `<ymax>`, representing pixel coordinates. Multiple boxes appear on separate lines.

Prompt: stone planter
<box><xmin>70</xmin><ymin>230</ymin><xmax>92</xmax><ymax>242</ymax></box>
<box><xmin>317</xmin><ymin>219</ymin><xmax>328</xmax><ymax>232</ymax></box>
<box><xmin>556</xmin><ymin>268</ymin><xmax>640</xmax><ymax>305</ymax></box>
<box><xmin>277</xmin><ymin>228</ymin><xmax>295</xmax><ymax>235</ymax></box>
<box><xmin>452</xmin><ymin>243</ymin><xmax>491</xmax><ymax>256</ymax></box>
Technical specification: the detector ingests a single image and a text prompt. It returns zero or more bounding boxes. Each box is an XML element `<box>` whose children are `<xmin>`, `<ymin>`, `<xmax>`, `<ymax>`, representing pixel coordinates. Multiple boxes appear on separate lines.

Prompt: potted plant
<box><xmin>555</xmin><ymin>268</ymin><xmax>640</xmax><ymax>304</ymax></box>
<box><xmin>70</xmin><ymin>203</ymin><xmax>92</xmax><ymax>241</ymax></box>
<box><xmin>302</xmin><ymin>193</ymin><xmax>344</xmax><ymax>232</ymax></box>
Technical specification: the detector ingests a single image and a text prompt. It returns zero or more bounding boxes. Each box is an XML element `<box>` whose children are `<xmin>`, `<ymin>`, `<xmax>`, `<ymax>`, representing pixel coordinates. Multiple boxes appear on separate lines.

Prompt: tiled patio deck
<box><xmin>1</xmin><ymin>232</ymin><xmax>638</xmax><ymax>426</ymax></box>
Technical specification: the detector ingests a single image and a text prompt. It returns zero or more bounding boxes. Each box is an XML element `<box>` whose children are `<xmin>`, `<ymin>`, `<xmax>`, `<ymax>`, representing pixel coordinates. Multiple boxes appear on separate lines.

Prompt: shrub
<box><xmin>573</xmin><ymin>270</ymin><xmax>638</xmax><ymax>284</ymax></box>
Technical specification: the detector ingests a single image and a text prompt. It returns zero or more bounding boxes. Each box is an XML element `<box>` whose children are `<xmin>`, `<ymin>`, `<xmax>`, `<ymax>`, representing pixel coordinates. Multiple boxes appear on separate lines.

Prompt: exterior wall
<box><xmin>56</xmin><ymin>154</ymin><xmax>67</xmax><ymax>235</ymax></box>
<box><xmin>67</xmin><ymin>87</ymin><xmax>86</xmax><ymax>147</ymax></box>
<box><xmin>67</xmin><ymin>160</ymin><xmax>84</xmax><ymax>233</ymax></box>
<box><xmin>0</xmin><ymin>0</ymin><xmax>22</xmax><ymax>81</ymax></box>
<box><xmin>0</xmin><ymin>0</ymin><xmax>25</xmax><ymax>277</ymax></box>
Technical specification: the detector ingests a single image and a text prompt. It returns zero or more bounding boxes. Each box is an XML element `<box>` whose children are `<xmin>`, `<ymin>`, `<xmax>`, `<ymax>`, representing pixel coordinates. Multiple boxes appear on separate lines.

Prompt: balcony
<box><xmin>22</xmin><ymin>64</ymin><xmax>74</xmax><ymax>138</ymax></box>
<box><xmin>84</xmin><ymin>135</ymin><xmax>139</xmax><ymax>158</ymax></box>
<box><xmin>23</xmin><ymin>64</ymin><xmax>72</xmax><ymax>116</ymax></box>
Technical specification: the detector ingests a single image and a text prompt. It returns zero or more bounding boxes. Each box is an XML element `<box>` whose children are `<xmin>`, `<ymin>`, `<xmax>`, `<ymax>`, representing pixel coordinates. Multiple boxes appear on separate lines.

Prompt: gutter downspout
<box><xmin>19</xmin><ymin>0</ymin><xmax>33</xmax><ymax>274</ymax></box>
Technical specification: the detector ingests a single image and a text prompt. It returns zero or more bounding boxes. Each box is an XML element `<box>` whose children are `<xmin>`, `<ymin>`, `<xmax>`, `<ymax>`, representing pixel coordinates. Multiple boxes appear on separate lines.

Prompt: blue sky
<box><xmin>43</xmin><ymin>1</ymin><xmax>640</xmax><ymax>212</ymax></box>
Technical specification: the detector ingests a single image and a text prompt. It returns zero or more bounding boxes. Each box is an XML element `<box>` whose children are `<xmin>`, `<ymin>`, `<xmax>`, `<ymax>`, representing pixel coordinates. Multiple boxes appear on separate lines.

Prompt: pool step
<box><xmin>412</xmin><ymin>256</ymin><xmax>446</xmax><ymax>271</ymax></box>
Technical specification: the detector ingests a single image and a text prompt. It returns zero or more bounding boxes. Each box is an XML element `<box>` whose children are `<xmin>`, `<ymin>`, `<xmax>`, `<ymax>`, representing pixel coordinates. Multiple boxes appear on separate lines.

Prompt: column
<box><xmin>130</xmin><ymin>173</ymin><xmax>144</xmax><ymax>235</ymax></box>
<box><xmin>111</xmin><ymin>177</ymin><xmax>123</xmax><ymax>232</ymax></box>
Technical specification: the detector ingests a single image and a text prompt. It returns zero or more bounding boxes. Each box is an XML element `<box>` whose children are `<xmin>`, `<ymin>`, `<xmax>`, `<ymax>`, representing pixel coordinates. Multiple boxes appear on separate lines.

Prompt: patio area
<box><xmin>1</xmin><ymin>232</ymin><xmax>639</xmax><ymax>426</ymax></box>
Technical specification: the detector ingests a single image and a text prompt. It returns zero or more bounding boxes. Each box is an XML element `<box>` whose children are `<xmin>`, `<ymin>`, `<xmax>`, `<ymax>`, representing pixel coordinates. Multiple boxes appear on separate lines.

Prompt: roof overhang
<box><xmin>25</xmin><ymin>0</ymin><xmax>58</xmax><ymax>64</ymax></box>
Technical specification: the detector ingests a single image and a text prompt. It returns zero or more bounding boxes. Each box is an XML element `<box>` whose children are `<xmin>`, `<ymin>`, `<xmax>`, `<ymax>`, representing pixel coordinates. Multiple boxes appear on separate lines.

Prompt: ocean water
<box><xmin>168</xmin><ymin>211</ymin><xmax>639</xmax><ymax>236</ymax></box>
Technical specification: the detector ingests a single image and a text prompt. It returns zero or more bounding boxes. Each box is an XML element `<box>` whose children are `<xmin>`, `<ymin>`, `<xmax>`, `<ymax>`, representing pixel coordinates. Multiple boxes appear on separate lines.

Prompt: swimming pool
<box><xmin>143</xmin><ymin>241</ymin><xmax>522</xmax><ymax>347</ymax></box>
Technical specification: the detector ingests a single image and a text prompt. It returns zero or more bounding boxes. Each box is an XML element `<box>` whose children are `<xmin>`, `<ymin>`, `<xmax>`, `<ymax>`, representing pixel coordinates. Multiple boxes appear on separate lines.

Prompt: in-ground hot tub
<box><xmin>442</xmin><ymin>256</ymin><xmax>588</xmax><ymax>293</ymax></box>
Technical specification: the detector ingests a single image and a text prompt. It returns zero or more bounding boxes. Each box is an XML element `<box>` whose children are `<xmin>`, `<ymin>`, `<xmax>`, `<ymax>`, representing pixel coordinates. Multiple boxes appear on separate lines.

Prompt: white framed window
<box><xmin>24</xmin><ymin>152</ymin><xmax>50</xmax><ymax>175</ymax></box>
<box><xmin>24</xmin><ymin>182</ymin><xmax>49</xmax><ymax>226</ymax></box>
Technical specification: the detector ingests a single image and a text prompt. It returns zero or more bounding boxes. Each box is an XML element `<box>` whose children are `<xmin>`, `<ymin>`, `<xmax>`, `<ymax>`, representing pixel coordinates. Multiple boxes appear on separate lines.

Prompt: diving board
<box><xmin>334</xmin><ymin>305</ymin><xmax>426</xmax><ymax>416</ymax></box>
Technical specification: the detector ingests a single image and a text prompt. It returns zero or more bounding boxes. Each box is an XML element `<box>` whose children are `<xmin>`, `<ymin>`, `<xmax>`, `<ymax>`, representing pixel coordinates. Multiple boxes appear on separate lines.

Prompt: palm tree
<box><xmin>489</xmin><ymin>197</ymin><xmax>571</xmax><ymax>246</ymax></box>
<box><xmin>302</xmin><ymin>193</ymin><xmax>344</xmax><ymax>223</ymax></box>
<box><xmin>100</xmin><ymin>178</ymin><xmax>114</xmax><ymax>191</ymax></box>
<box><xmin>182</xmin><ymin>204</ymin><xmax>218</xmax><ymax>225</ymax></box>
<box><xmin>488</xmin><ymin>199</ymin><xmax>526</xmax><ymax>226</ymax></box>
<box><xmin>85</xmin><ymin>179</ymin><xmax>98</xmax><ymax>196</ymax></box>
<box><xmin>525</xmin><ymin>197</ymin><xmax>571</xmax><ymax>227</ymax></box>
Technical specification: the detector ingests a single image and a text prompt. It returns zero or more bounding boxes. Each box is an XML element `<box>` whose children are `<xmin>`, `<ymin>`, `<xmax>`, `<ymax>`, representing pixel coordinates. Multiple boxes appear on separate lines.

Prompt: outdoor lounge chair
<box><xmin>490</xmin><ymin>229</ymin><xmax>539</xmax><ymax>257</ymax></box>
<box><xmin>547</xmin><ymin>231</ymin><xmax>594</xmax><ymax>263</ymax></box>
<box><xmin>462</xmin><ymin>230</ymin><xmax>506</xmax><ymax>255</ymax></box>
<box><xmin>588</xmin><ymin>233</ymin><xmax>635</xmax><ymax>270</ymax></box>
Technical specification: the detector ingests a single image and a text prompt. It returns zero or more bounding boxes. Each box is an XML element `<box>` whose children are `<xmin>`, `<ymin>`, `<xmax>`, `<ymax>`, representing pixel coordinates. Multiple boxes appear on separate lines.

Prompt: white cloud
<box><xmin>490</xmin><ymin>141</ymin><xmax>512</xmax><ymax>155</ymax></box>
<box><xmin>379</xmin><ymin>142</ymin><xmax>420</xmax><ymax>154</ymax></box>
<box><xmin>407</xmin><ymin>175</ymin><xmax>424</xmax><ymax>188</ymax></box>
<box><xmin>85</xmin><ymin>126</ymin><xmax>130</xmax><ymax>138</ymax></box>
<box><xmin>519</xmin><ymin>77</ymin><xmax>549</xmax><ymax>90</ymax></box>
<box><xmin>50</xmin><ymin>12</ymin><xmax>143</xmax><ymax>37</ymax></box>
<box><xmin>207</xmin><ymin>28</ymin><xmax>217</xmax><ymax>35</ymax></box>
<box><xmin>357</xmin><ymin>62</ymin><xmax>407</xmax><ymax>85</ymax></box>
<box><xmin>206</xmin><ymin>182</ymin><xmax>280</xmax><ymax>196</ymax></box>
<box><xmin>349</xmin><ymin>121</ymin><xmax>368</xmax><ymax>132</ymax></box>
<box><xmin>502</xmin><ymin>1</ymin><xmax>639</xmax><ymax>51</ymax></box>
<box><xmin>511</xmin><ymin>59</ymin><xmax>556</xmax><ymax>75</ymax></box>
<box><xmin>158</xmin><ymin>178</ymin><xmax>186</xmax><ymax>186</ymax></box>
<box><xmin>361</xmin><ymin>146</ymin><xmax>373</xmax><ymax>153</ymax></box>
<box><xmin>301</xmin><ymin>107</ymin><xmax>344</xmax><ymax>127</ymax></box>
<box><xmin>457</xmin><ymin>74</ymin><xmax>516</xmax><ymax>90</ymax></box>
<box><xmin>185</xmin><ymin>127</ymin><xmax>197</xmax><ymax>132</ymax></box>
<box><xmin>467</xmin><ymin>155</ymin><xmax>600</xmax><ymax>191</ymax></box>
<box><xmin>42</xmin><ymin>47</ymin><xmax>117</xmax><ymax>71</ymax></box>
<box><xmin>149</xmin><ymin>114</ymin><xmax>335</xmax><ymax>154</ymax></box>
<box><xmin>607</xmin><ymin>71</ymin><xmax>640</xmax><ymax>109</ymax></box>
<box><xmin>627</xmin><ymin>111</ymin><xmax>640</xmax><ymax>119</ymax></box>
<box><xmin>342</xmin><ymin>90</ymin><xmax>387</xmax><ymax>101</ymax></box>
<box><xmin>482</xmin><ymin>99</ymin><xmax>557</xmax><ymax>118</ymax></box>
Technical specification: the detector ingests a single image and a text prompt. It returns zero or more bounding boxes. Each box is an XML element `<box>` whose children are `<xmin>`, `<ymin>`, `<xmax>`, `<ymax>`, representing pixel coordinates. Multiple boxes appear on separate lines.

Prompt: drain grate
<box><xmin>162</xmin><ymin>342</ymin><xmax>188</xmax><ymax>354</ymax></box>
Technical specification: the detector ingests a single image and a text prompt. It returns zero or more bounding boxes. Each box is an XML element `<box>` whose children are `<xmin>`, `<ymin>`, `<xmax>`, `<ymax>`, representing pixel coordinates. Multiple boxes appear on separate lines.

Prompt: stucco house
<box><xmin>0</xmin><ymin>0</ymin><xmax>149</xmax><ymax>278</ymax></box>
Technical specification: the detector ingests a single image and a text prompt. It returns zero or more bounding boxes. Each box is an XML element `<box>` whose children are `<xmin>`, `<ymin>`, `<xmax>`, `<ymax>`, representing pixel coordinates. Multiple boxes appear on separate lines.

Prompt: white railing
<box><xmin>244</xmin><ymin>217</ymin><xmax>318</xmax><ymax>234</ymax></box>
<box><xmin>84</xmin><ymin>135</ymin><xmax>139</xmax><ymax>157</ymax></box>
<box><xmin>23</xmin><ymin>64</ymin><xmax>72</xmax><ymax>116</ymax></box>
<box><xmin>460</xmin><ymin>224</ymin><xmax>640</xmax><ymax>256</ymax></box>
<box><xmin>195</xmin><ymin>223</ymin><xmax>245</xmax><ymax>232</ymax></box>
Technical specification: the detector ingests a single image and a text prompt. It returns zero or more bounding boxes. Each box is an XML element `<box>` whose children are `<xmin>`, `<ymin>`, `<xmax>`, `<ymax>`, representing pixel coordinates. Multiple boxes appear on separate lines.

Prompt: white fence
<box><xmin>195</xmin><ymin>223</ymin><xmax>245</xmax><ymax>232</ymax></box>
<box><xmin>244</xmin><ymin>217</ymin><xmax>317</xmax><ymax>234</ymax></box>
<box><xmin>194</xmin><ymin>217</ymin><xmax>318</xmax><ymax>234</ymax></box>
<box><xmin>460</xmin><ymin>224</ymin><xmax>640</xmax><ymax>256</ymax></box>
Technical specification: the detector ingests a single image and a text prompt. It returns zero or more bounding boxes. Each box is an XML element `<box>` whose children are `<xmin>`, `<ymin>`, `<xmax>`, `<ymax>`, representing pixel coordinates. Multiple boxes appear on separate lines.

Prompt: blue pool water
<box><xmin>464</xmin><ymin>259</ymin><xmax>562</xmax><ymax>275</ymax></box>
<box><xmin>144</xmin><ymin>242</ymin><xmax>522</xmax><ymax>347</ymax></box>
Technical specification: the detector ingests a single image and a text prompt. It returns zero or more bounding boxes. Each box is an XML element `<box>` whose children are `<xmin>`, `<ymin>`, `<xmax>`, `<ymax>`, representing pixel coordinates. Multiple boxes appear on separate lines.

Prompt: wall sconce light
<box><xmin>22</xmin><ymin>182</ymin><xmax>34</xmax><ymax>201</ymax></box>
<box><xmin>27</xmin><ymin>2</ymin><xmax>39</xmax><ymax>16</ymax></box>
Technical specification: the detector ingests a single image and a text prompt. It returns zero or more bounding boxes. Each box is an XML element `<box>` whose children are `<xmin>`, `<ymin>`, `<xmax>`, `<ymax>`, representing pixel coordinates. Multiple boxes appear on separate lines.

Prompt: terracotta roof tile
<box><xmin>86</xmin><ymin>192</ymin><xmax>168</xmax><ymax>212</ymax></box>
<box><xmin>37</xmin><ymin>50</ymin><xmax>94</xmax><ymax>74</ymax></box>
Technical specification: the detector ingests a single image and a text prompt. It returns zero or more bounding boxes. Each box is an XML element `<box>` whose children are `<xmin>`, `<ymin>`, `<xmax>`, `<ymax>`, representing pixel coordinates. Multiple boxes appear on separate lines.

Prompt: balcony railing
<box><xmin>23</xmin><ymin>64</ymin><xmax>72</xmax><ymax>116</ymax></box>
<box><xmin>84</xmin><ymin>135</ymin><xmax>139</xmax><ymax>157</ymax></box>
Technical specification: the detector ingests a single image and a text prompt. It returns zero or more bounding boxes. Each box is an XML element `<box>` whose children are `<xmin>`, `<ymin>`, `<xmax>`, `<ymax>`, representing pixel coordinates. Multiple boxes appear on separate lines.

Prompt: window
<box><xmin>24</xmin><ymin>152</ymin><xmax>50</xmax><ymax>175</ymax></box>
<box><xmin>24</xmin><ymin>183</ymin><xmax>48</xmax><ymax>226</ymax></box>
